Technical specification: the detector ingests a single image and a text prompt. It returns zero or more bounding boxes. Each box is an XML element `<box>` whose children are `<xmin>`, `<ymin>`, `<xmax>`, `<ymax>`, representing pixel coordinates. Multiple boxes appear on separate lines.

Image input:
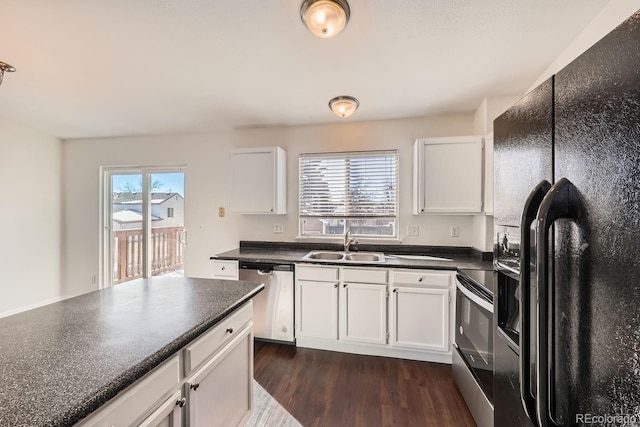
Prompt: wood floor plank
<box><xmin>254</xmin><ymin>342</ymin><xmax>477</xmax><ymax>427</ymax></box>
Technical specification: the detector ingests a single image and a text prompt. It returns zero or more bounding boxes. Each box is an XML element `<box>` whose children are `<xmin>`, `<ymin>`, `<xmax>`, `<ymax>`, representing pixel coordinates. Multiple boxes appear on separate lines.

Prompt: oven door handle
<box><xmin>519</xmin><ymin>180</ymin><xmax>551</xmax><ymax>424</ymax></box>
<box><xmin>455</xmin><ymin>280</ymin><xmax>493</xmax><ymax>313</ymax></box>
<box><xmin>535</xmin><ymin>177</ymin><xmax>583</xmax><ymax>427</ymax></box>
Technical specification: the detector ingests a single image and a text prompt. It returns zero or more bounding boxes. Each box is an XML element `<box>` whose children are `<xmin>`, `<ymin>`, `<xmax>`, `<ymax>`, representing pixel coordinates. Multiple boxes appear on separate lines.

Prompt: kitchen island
<box><xmin>0</xmin><ymin>276</ymin><xmax>263</xmax><ymax>427</ymax></box>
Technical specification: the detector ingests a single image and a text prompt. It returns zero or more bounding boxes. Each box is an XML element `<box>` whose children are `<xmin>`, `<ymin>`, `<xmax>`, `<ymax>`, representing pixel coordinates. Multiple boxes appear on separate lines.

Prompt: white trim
<box><xmin>99</xmin><ymin>165</ymin><xmax>187</xmax><ymax>287</ymax></box>
<box><xmin>294</xmin><ymin>236</ymin><xmax>402</xmax><ymax>244</ymax></box>
<box><xmin>0</xmin><ymin>295</ymin><xmax>74</xmax><ymax>319</ymax></box>
<box><xmin>295</xmin><ymin>338</ymin><xmax>452</xmax><ymax>364</ymax></box>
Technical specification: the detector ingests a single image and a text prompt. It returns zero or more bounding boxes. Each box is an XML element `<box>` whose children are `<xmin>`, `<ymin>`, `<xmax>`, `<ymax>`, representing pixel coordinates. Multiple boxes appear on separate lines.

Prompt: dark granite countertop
<box><xmin>212</xmin><ymin>241</ymin><xmax>493</xmax><ymax>271</ymax></box>
<box><xmin>0</xmin><ymin>276</ymin><xmax>263</xmax><ymax>427</ymax></box>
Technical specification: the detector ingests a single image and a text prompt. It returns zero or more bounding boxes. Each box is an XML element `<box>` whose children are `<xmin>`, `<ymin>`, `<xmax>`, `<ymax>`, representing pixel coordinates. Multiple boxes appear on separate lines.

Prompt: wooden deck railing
<box><xmin>113</xmin><ymin>226</ymin><xmax>184</xmax><ymax>284</ymax></box>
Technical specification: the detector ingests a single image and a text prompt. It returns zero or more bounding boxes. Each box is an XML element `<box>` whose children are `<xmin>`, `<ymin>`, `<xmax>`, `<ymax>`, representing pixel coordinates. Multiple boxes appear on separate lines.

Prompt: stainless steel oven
<box><xmin>453</xmin><ymin>269</ymin><xmax>494</xmax><ymax>427</ymax></box>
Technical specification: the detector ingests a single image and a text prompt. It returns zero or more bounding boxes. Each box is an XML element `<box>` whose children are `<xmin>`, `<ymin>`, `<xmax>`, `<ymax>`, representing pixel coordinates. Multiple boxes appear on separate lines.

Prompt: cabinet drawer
<box><xmin>343</xmin><ymin>267</ymin><xmax>388</xmax><ymax>284</ymax></box>
<box><xmin>77</xmin><ymin>355</ymin><xmax>181</xmax><ymax>426</ymax></box>
<box><xmin>212</xmin><ymin>260</ymin><xmax>238</xmax><ymax>278</ymax></box>
<box><xmin>296</xmin><ymin>265</ymin><xmax>340</xmax><ymax>282</ymax></box>
<box><xmin>391</xmin><ymin>270</ymin><xmax>450</xmax><ymax>288</ymax></box>
<box><xmin>184</xmin><ymin>301</ymin><xmax>252</xmax><ymax>375</ymax></box>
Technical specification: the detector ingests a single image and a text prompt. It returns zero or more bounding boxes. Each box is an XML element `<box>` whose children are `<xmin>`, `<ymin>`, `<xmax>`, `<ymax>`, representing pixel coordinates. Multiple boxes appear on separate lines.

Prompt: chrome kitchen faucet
<box><xmin>344</xmin><ymin>229</ymin><xmax>358</xmax><ymax>252</ymax></box>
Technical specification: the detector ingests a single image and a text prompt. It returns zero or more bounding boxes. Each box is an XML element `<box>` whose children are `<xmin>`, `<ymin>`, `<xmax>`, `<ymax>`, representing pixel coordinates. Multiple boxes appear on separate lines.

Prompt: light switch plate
<box><xmin>450</xmin><ymin>226</ymin><xmax>459</xmax><ymax>237</ymax></box>
<box><xmin>274</xmin><ymin>224</ymin><xmax>283</xmax><ymax>234</ymax></box>
<box><xmin>407</xmin><ymin>225</ymin><xmax>419</xmax><ymax>236</ymax></box>
<box><xmin>218</xmin><ymin>207</ymin><xmax>225</xmax><ymax>217</ymax></box>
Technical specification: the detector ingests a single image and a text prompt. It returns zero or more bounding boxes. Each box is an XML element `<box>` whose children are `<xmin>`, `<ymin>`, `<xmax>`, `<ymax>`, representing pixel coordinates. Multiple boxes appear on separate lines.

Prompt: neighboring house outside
<box><xmin>112</xmin><ymin>192</ymin><xmax>184</xmax><ymax>230</ymax></box>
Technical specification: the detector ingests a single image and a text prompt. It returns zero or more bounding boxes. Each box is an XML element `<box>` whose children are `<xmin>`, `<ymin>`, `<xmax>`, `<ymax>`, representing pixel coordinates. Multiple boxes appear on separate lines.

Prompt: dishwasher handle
<box><xmin>238</xmin><ymin>261</ymin><xmax>294</xmax><ymax>272</ymax></box>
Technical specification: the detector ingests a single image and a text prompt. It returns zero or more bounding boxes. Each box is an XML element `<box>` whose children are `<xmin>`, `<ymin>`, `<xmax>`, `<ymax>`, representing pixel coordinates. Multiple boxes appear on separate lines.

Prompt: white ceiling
<box><xmin>0</xmin><ymin>0</ymin><xmax>609</xmax><ymax>139</ymax></box>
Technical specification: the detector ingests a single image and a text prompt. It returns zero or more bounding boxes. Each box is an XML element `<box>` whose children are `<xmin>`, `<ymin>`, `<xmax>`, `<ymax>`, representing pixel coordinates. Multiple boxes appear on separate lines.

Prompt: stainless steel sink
<box><xmin>304</xmin><ymin>251</ymin><xmax>345</xmax><ymax>260</ymax></box>
<box><xmin>344</xmin><ymin>252</ymin><xmax>384</xmax><ymax>262</ymax></box>
<box><xmin>301</xmin><ymin>251</ymin><xmax>386</xmax><ymax>264</ymax></box>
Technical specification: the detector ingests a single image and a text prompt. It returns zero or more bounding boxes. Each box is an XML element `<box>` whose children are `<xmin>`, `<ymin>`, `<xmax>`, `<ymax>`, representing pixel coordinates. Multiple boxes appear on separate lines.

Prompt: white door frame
<box><xmin>99</xmin><ymin>165</ymin><xmax>186</xmax><ymax>288</ymax></box>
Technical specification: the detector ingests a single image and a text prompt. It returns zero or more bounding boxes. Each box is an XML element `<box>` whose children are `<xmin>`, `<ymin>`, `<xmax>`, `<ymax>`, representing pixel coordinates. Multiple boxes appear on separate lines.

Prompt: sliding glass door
<box><xmin>104</xmin><ymin>168</ymin><xmax>186</xmax><ymax>286</ymax></box>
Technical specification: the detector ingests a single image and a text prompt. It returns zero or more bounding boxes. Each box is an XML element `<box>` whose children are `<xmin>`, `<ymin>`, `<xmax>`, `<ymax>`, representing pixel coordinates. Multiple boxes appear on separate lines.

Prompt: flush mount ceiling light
<box><xmin>0</xmin><ymin>61</ymin><xmax>16</xmax><ymax>86</ymax></box>
<box><xmin>300</xmin><ymin>0</ymin><xmax>350</xmax><ymax>38</ymax></box>
<box><xmin>329</xmin><ymin>95</ymin><xmax>359</xmax><ymax>118</ymax></box>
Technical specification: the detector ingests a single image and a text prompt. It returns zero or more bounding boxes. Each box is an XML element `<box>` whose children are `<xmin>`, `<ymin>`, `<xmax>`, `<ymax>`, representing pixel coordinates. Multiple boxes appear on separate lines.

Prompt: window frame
<box><xmin>297</xmin><ymin>150</ymin><xmax>399</xmax><ymax>240</ymax></box>
<box><xmin>99</xmin><ymin>165</ymin><xmax>186</xmax><ymax>288</ymax></box>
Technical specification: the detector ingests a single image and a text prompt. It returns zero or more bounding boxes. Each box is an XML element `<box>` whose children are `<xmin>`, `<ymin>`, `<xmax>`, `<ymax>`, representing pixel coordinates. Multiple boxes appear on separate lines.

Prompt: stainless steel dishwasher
<box><xmin>238</xmin><ymin>261</ymin><xmax>294</xmax><ymax>343</ymax></box>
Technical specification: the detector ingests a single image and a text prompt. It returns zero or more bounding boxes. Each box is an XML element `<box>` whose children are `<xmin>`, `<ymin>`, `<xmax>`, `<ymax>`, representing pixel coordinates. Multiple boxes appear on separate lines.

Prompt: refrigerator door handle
<box><xmin>535</xmin><ymin>177</ymin><xmax>584</xmax><ymax>427</ymax></box>
<box><xmin>519</xmin><ymin>180</ymin><xmax>552</xmax><ymax>425</ymax></box>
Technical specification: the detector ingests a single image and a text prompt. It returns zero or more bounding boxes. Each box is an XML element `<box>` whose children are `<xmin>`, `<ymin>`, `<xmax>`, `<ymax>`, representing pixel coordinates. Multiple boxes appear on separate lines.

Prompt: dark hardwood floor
<box><xmin>254</xmin><ymin>341</ymin><xmax>476</xmax><ymax>427</ymax></box>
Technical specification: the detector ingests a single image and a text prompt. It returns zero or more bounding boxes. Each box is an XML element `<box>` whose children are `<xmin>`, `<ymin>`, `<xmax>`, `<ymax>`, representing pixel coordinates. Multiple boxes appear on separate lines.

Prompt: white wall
<box><xmin>63</xmin><ymin>114</ymin><xmax>477</xmax><ymax>296</ymax></box>
<box><xmin>0</xmin><ymin>118</ymin><xmax>63</xmax><ymax>316</ymax></box>
<box><xmin>470</xmin><ymin>97</ymin><xmax>521</xmax><ymax>252</ymax></box>
<box><xmin>233</xmin><ymin>116</ymin><xmax>476</xmax><ymax>246</ymax></box>
<box><xmin>528</xmin><ymin>1</ymin><xmax>639</xmax><ymax>91</ymax></box>
<box><xmin>63</xmin><ymin>130</ymin><xmax>238</xmax><ymax>297</ymax></box>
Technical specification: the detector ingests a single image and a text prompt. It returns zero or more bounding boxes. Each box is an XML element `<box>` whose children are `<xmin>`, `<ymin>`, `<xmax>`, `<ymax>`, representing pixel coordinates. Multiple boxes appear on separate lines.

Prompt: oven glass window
<box><xmin>459</xmin><ymin>293</ymin><xmax>492</xmax><ymax>366</ymax></box>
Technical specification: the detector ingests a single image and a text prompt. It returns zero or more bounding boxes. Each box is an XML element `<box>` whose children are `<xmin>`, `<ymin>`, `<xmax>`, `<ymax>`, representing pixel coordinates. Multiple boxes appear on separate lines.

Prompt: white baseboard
<box><xmin>0</xmin><ymin>295</ymin><xmax>73</xmax><ymax>319</ymax></box>
<box><xmin>296</xmin><ymin>338</ymin><xmax>453</xmax><ymax>364</ymax></box>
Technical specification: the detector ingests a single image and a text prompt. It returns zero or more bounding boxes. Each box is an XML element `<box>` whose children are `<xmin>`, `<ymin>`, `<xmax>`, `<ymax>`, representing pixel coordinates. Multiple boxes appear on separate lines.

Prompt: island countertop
<box><xmin>0</xmin><ymin>276</ymin><xmax>264</xmax><ymax>427</ymax></box>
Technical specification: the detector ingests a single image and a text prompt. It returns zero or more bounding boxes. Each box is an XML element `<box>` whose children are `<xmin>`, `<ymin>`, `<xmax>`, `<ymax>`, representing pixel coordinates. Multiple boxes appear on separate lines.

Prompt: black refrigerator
<box><xmin>493</xmin><ymin>9</ymin><xmax>640</xmax><ymax>427</ymax></box>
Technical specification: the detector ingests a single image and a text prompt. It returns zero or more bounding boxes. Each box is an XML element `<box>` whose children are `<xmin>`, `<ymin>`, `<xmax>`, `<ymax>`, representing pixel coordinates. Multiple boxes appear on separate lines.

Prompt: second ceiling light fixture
<box><xmin>300</xmin><ymin>0</ymin><xmax>359</xmax><ymax>119</ymax></box>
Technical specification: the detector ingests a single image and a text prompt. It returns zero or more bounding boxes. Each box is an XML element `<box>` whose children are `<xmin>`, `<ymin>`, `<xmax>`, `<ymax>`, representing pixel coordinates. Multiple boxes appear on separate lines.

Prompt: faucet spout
<box><xmin>344</xmin><ymin>229</ymin><xmax>358</xmax><ymax>252</ymax></box>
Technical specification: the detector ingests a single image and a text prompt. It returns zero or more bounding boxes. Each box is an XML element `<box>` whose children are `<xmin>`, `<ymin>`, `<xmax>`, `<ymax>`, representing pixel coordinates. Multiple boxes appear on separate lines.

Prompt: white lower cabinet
<box><xmin>186</xmin><ymin>323</ymin><xmax>253</xmax><ymax>427</ymax></box>
<box><xmin>75</xmin><ymin>356</ymin><xmax>182</xmax><ymax>427</ymax></box>
<box><xmin>75</xmin><ymin>301</ymin><xmax>254</xmax><ymax>427</ymax></box>
<box><xmin>296</xmin><ymin>279</ymin><xmax>338</xmax><ymax>340</ymax></box>
<box><xmin>138</xmin><ymin>391</ymin><xmax>184</xmax><ymax>427</ymax></box>
<box><xmin>390</xmin><ymin>286</ymin><xmax>449</xmax><ymax>352</ymax></box>
<box><xmin>295</xmin><ymin>264</ymin><xmax>454</xmax><ymax>363</ymax></box>
<box><xmin>340</xmin><ymin>282</ymin><xmax>387</xmax><ymax>345</ymax></box>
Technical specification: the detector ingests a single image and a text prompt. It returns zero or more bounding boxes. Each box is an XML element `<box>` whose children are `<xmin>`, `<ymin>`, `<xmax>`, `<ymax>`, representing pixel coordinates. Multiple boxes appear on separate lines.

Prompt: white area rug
<box><xmin>245</xmin><ymin>381</ymin><xmax>303</xmax><ymax>427</ymax></box>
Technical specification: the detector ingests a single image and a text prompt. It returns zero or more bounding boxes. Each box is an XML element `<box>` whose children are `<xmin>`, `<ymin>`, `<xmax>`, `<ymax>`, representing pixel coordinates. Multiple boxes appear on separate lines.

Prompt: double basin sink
<box><xmin>302</xmin><ymin>251</ymin><xmax>386</xmax><ymax>264</ymax></box>
<box><xmin>301</xmin><ymin>251</ymin><xmax>454</xmax><ymax>264</ymax></box>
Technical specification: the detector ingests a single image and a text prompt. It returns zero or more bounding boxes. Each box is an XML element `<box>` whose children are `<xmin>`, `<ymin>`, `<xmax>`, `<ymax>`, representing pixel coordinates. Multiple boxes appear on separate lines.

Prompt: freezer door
<box><xmin>493</xmin><ymin>77</ymin><xmax>553</xmax><ymax>427</ymax></box>
<box><xmin>552</xmin><ymin>9</ymin><xmax>640</xmax><ymax>425</ymax></box>
<box><xmin>493</xmin><ymin>79</ymin><xmax>553</xmax><ymax>230</ymax></box>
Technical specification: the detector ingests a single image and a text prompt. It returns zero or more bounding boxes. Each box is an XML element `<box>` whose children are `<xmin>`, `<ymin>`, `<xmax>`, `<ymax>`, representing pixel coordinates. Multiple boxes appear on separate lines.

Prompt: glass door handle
<box><xmin>519</xmin><ymin>180</ymin><xmax>551</xmax><ymax>424</ymax></box>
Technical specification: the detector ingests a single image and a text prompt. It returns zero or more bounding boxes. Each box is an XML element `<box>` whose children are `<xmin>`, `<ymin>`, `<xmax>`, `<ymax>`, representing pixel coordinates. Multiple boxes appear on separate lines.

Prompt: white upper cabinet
<box><xmin>230</xmin><ymin>147</ymin><xmax>286</xmax><ymax>214</ymax></box>
<box><xmin>413</xmin><ymin>136</ymin><xmax>483</xmax><ymax>214</ymax></box>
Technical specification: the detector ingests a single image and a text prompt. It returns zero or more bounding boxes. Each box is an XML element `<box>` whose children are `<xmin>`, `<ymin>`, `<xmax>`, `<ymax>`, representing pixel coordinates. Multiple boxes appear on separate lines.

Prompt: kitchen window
<box><xmin>299</xmin><ymin>150</ymin><xmax>398</xmax><ymax>238</ymax></box>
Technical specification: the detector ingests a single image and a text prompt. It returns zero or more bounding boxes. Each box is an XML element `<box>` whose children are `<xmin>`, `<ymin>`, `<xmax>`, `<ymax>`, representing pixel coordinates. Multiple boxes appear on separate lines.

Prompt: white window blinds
<box><xmin>299</xmin><ymin>150</ymin><xmax>398</xmax><ymax>218</ymax></box>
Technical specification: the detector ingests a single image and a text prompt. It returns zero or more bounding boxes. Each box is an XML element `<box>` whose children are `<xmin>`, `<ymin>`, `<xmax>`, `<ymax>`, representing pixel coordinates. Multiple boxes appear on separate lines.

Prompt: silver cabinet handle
<box><xmin>221</xmin><ymin>266</ymin><xmax>225</xmax><ymax>271</ymax></box>
<box><xmin>177</xmin><ymin>397</ymin><xmax>187</xmax><ymax>407</ymax></box>
<box><xmin>190</xmin><ymin>383</ymin><xmax>200</xmax><ymax>391</ymax></box>
<box><xmin>226</xmin><ymin>327</ymin><xmax>234</xmax><ymax>334</ymax></box>
<box><xmin>418</xmin><ymin>277</ymin><xmax>423</xmax><ymax>282</ymax></box>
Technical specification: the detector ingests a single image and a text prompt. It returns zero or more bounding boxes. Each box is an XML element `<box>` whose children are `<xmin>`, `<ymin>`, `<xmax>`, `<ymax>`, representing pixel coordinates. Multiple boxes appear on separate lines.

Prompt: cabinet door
<box><xmin>186</xmin><ymin>324</ymin><xmax>253</xmax><ymax>427</ymax></box>
<box><xmin>390</xmin><ymin>287</ymin><xmax>450</xmax><ymax>352</ymax></box>
<box><xmin>138</xmin><ymin>391</ymin><xmax>183</xmax><ymax>427</ymax></box>
<box><xmin>413</xmin><ymin>136</ymin><xmax>483</xmax><ymax>214</ymax></box>
<box><xmin>230</xmin><ymin>147</ymin><xmax>286</xmax><ymax>214</ymax></box>
<box><xmin>340</xmin><ymin>283</ymin><xmax>387</xmax><ymax>345</ymax></box>
<box><xmin>296</xmin><ymin>280</ymin><xmax>338</xmax><ymax>340</ymax></box>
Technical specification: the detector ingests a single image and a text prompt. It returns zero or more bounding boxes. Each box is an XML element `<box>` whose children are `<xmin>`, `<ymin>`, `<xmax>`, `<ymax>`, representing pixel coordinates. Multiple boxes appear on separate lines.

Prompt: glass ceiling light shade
<box><xmin>300</xmin><ymin>0</ymin><xmax>350</xmax><ymax>38</ymax></box>
<box><xmin>329</xmin><ymin>96</ymin><xmax>359</xmax><ymax>118</ymax></box>
<box><xmin>0</xmin><ymin>61</ymin><xmax>16</xmax><ymax>86</ymax></box>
